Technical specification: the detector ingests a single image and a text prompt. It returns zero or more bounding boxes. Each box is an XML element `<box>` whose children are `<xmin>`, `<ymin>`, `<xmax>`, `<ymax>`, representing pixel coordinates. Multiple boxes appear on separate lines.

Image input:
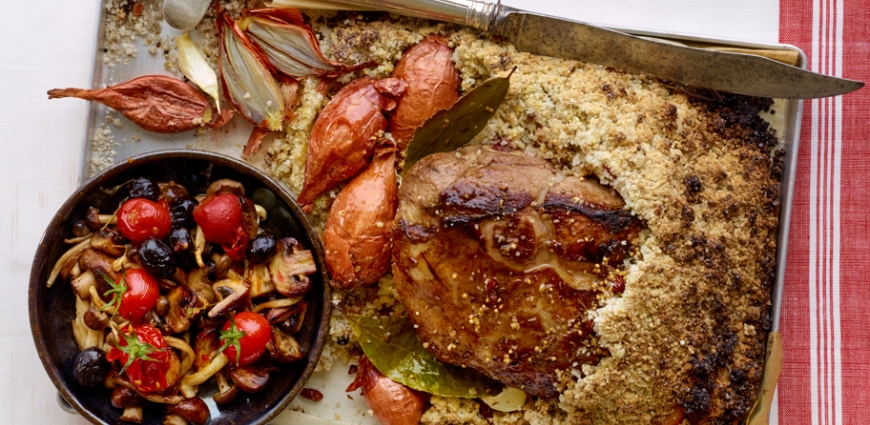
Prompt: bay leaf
<box><xmin>345</xmin><ymin>313</ymin><xmax>499</xmax><ymax>398</ymax></box>
<box><xmin>402</xmin><ymin>70</ymin><xmax>513</xmax><ymax>173</ymax></box>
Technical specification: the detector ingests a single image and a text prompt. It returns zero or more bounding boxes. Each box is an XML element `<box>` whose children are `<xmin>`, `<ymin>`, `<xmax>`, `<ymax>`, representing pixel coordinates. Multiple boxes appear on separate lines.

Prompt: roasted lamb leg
<box><xmin>392</xmin><ymin>146</ymin><xmax>643</xmax><ymax>397</ymax></box>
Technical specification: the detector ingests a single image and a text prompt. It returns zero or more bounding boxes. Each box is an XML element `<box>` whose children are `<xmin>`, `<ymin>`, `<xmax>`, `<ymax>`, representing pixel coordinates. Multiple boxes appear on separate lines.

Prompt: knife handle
<box><xmin>325</xmin><ymin>0</ymin><xmax>501</xmax><ymax>30</ymax></box>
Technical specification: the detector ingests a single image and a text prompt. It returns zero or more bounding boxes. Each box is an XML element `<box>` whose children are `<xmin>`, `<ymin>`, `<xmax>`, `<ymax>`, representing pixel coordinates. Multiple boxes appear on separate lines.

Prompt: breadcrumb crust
<box><xmin>266</xmin><ymin>14</ymin><xmax>779</xmax><ymax>425</ymax></box>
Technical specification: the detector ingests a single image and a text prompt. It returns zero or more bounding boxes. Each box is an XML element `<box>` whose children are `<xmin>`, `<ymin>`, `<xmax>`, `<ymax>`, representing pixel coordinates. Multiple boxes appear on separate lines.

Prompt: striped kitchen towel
<box><xmin>777</xmin><ymin>0</ymin><xmax>869</xmax><ymax>423</ymax></box>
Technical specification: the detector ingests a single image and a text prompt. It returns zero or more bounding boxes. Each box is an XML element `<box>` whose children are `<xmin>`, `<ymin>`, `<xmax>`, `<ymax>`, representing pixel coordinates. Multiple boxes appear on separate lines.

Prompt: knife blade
<box><xmin>324</xmin><ymin>0</ymin><xmax>864</xmax><ymax>99</ymax></box>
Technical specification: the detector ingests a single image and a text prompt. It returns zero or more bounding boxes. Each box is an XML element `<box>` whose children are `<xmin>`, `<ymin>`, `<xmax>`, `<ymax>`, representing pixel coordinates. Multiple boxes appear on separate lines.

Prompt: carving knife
<box><xmin>325</xmin><ymin>0</ymin><xmax>863</xmax><ymax>98</ymax></box>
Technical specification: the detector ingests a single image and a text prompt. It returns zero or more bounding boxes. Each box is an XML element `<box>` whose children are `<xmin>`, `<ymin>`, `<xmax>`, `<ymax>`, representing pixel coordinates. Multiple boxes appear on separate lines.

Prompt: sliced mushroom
<box><xmin>163</xmin><ymin>414</ymin><xmax>188</xmax><ymax>425</ymax></box>
<box><xmin>139</xmin><ymin>392</ymin><xmax>185</xmax><ymax>405</ymax></box>
<box><xmin>70</xmin><ymin>270</ymin><xmax>97</xmax><ymax>300</ymax></box>
<box><xmin>48</xmin><ymin>238</ymin><xmax>91</xmax><ymax>287</ymax></box>
<box><xmin>84</xmin><ymin>306</ymin><xmax>110</xmax><ymax>330</ymax></box>
<box><xmin>155</xmin><ymin>295</ymin><xmax>170</xmax><ymax>316</ymax></box>
<box><xmin>73</xmin><ymin>294</ymin><xmax>103</xmax><ymax>350</ymax></box>
<box><xmin>86</xmin><ymin>211</ymin><xmax>117</xmax><ymax>229</ymax></box>
<box><xmin>183</xmin><ymin>353</ymin><xmax>229</xmax><ymax>386</ymax></box>
<box><xmin>90</xmin><ymin>228</ymin><xmax>126</xmax><ymax>257</ymax></box>
<box><xmin>120</xmin><ymin>407</ymin><xmax>144</xmax><ymax>423</ymax></box>
<box><xmin>112</xmin><ymin>251</ymin><xmax>132</xmax><ymax>272</ymax></box>
<box><xmin>251</xmin><ymin>297</ymin><xmax>304</xmax><ymax>314</ymax></box>
<box><xmin>213</xmin><ymin>254</ymin><xmax>235</xmax><ymax>280</ymax></box>
<box><xmin>227</xmin><ymin>364</ymin><xmax>275</xmax><ymax>393</ymax></box>
<box><xmin>187</xmin><ymin>266</ymin><xmax>216</xmax><ymax>306</ymax></box>
<box><xmin>264</xmin><ymin>306</ymin><xmax>294</xmax><ymax>324</ymax></box>
<box><xmin>104</xmin><ymin>369</ymin><xmax>121</xmax><ymax>390</ymax></box>
<box><xmin>169</xmin><ymin>267</ymin><xmax>188</xmax><ymax>286</ymax></box>
<box><xmin>213</xmin><ymin>370</ymin><xmax>238</xmax><ymax>405</ymax></box>
<box><xmin>274</xmin><ymin>301</ymin><xmax>308</xmax><ymax>335</ymax></box>
<box><xmin>143</xmin><ymin>310</ymin><xmax>167</xmax><ymax>331</ymax></box>
<box><xmin>165</xmin><ymin>336</ymin><xmax>195</xmax><ymax>376</ymax></box>
<box><xmin>111</xmin><ymin>385</ymin><xmax>144</xmax><ymax>409</ymax></box>
<box><xmin>269</xmin><ymin>238</ymin><xmax>316</xmax><ymax>298</ymax></box>
<box><xmin>164</xmin><ymin>286</ymin><xmax>193</xmax><ymax>334</ymax></box>
<box><xmin>180</xmin><ymin>352</ymin><xmax>229</xmax><ymax>398</ymax></box>
<box><xmin>267</xmin><ymin>327</ymin><xmax>304</xmax><ymax>363</ymax></box>
<box><xmin>206</xmin><ymin>179</ymin><xmax>245</xmax><ymax>197</ymax></box>
<box><xmin>58</xmin><ymin>241</ymin><xmax>89</xmax><ymax>282</ymax></box>
<box><xmin>247</xmin><ymin>263</ymin><xmax>275</xmax><ymax>298</ymax></box>
<box><xmin>208</xmin><ymin>279</ymin><xmax>249</xmax><ymax>318</ymax></box>
<box><xmin>166</xmin><ymin>397</ymin><xmax>210</xmax><ymax>425</ymax></box>
<box><xmin>162</xmin><ymin>350</ymin><xmax>183</xmax><ymax>389</ymax></box>
<box><xmin>194</xmin><ymin>226</ymin><xmax>207</xmax><ymax>268</ymax></box>
<box><xmin>79</xmin><ymin>248</ymin><xmax>122</xmax><ymax>297</ymax></box>
<box><xmin>193</xmin><ymin>326</ymin><xmax>221</xmax><ymax>372</ymax></box>
<box><xmin>239</xmin><ymin>195</ymin><xmax>259</xmax><ymax>240</ymax></box>
<box><xmin>85</xmin><ymin>207</ymin><xmax>102</xmax><ymax>230</ymax></box>
<box><xmin>105</xmin><ymin>369</ymin><xmax>184</xmax><ymax>405</ymax></box>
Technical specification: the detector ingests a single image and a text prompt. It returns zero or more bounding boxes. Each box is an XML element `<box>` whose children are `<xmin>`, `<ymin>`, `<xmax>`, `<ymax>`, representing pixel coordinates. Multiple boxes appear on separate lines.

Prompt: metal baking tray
<box><xmin>68</xmin><ymin>3</ymin><xmax>802</xmax><ymax>423</ymax></box>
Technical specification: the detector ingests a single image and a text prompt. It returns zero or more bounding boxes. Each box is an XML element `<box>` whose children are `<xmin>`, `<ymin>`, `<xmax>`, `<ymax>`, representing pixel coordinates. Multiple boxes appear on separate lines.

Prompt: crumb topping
<box><xmin>268</xmin><ymin>14</ymin><xmax>779</xmax><ymax>425</ymax></box>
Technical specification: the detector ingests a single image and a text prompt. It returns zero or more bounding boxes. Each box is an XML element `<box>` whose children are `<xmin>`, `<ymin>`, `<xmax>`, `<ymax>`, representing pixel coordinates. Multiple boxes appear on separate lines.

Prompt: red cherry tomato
<box><xmin>220</xmin><ymin>312</ymin><xmax>272</xmax><ymax>366</ymax></box>
<box><xmin>193</xmin><ymin>193</ymin><xmax>248</xmax><ymax>260</ymax></box>
<box><xmin>114</xmin><ymin>269</ymin><xmax>159</xmax><ymax>322</ymax></box>
<box><xmin>193</xmin><ymin>194</ymin><xmax>243</xmax><ymax>244</ymax></box>
<box><xmin>106</xmin><ymin>324</ymin><xmax>173</xmax><ymax>393</ymax></box>
<box><xmin>117</xmin><ymin>198</ymin><xmax>171</xmax><ymax>244</ymax></box>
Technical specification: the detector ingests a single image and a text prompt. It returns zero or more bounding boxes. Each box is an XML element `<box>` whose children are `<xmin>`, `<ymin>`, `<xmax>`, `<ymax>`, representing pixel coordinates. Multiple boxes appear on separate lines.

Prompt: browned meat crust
<box><xmin>392</xmin><ymin>147</ymin><xmax>642</xmax><ymax>397</ymax></box>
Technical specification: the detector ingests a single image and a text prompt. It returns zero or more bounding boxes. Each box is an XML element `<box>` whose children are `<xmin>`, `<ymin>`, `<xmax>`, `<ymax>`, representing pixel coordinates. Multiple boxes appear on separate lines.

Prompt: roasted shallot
<box><xmin>296</xmin><ymin>77</ymin><xmax>406</xmax><ymax>212</ymax></box>
<box><xmin>177</xmin><ymin>32</ymin><xmax>221</xmax><ymax>113</ymax></box>
<box><xmin>241</xmin><ymin>8</ymin><xmax>376</xmax><ymax>79</ymax></box>
<box><xmin>323</xmin><ymin>142</ymin><xmax>398</xmax><ymax>288</ymax></box>
<box><xmin>47</xmin><ymin>75</ymin><xmax>213</xmax><ymax>133</ymax></box>
<box><xmin>219</xmin><ymin>12</ymin><xmax>287</xmax><ymax>156</ymax></box>
<box><xmin>346</xmin><ymin>355</ymin><xmax>424</xmax><ymax>425</ymax></box>
<box><xmin>389</xmin><ymin>35</ymin><xmax>461</xmax><ymax>151</ymax></box>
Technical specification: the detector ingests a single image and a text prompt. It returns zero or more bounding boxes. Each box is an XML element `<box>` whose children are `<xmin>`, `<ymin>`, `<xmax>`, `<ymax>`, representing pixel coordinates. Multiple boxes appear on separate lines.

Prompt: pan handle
<box><xmin>56</xmin><ymin>392</ymin><xmax>78</xmax><ymax>415</ymax></box>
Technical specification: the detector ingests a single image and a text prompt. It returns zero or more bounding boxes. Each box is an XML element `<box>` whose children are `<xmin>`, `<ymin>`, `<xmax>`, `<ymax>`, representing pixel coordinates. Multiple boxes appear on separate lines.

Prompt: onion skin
<box><xmin>323</xmin><ymin>142</ymin><xmax>398</xmax><ymax>288</ymax></box>
<box><xmin>347</xmin><ymin>356</ymin><xmax>424</xmax><ymax>425</ymax></box>
<box><xmin>389</xmin><ymin>35</ymin><xmax>460</xmax><ymax>152</ymax></box>
<box><xmin>296</xmin><ymin>77</ymin><xmax>406</xmax><ymax>213</ymax></box>
<box><xmin>47</xmin><ymin>75</ymin><xmax>212</xmax><ymax>134</ymax></box>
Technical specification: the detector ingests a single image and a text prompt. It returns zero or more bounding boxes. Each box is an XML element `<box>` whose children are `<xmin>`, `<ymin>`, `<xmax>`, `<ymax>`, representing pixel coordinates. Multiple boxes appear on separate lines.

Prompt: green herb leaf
<box><xmin>115</xmin><ymin>329</ymin><xmax>158</xmax><ymax>376</ymax></box>
<box><xmin>402</xmin><ymin>70</ymin><xmax>513</xmax><ymax>173</ymax></box>
<box><xmin>216</xmin><ymin>316</ymin><xmax>246</xmax><ymax>366</ymax></box>
<box><xmin>100</xmin><ymin>270</ymin><xmax>127</xmax><ymax>313</ymax></box>
<box><xmin>345</xmin><ymin>313</ymin><xmax>499</xmax><ymax>398</ymax></box>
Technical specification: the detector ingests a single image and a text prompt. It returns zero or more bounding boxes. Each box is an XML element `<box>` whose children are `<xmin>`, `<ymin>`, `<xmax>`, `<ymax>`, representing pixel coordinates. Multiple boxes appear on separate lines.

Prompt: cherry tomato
<box><xmin>117</xmin><ymin>198</ymin><xmax>171</xmax><ymax>244</ymax></box>
<box><xmin>193</xmin><ymin>193</ymin><xmax>248</xmax><ymax>260</ymax></box>
<box><xmin>193</xmin><ymin>194</ymin><xmax>242</xmax><ymax>244</ymax></box>
<box><xmin>113</xmin><ymin>269</ymin><xmax>160</xmax><ymax>322</ymax></box>
<box><xmin>106</xmin><ymin>324</ymin><xmax>174</xmax><ymax>393</ymax></box>
<box><xmin>220</xmin><ymin>312</ymin><xmax>272</xmax><ymax>366</ymax></box>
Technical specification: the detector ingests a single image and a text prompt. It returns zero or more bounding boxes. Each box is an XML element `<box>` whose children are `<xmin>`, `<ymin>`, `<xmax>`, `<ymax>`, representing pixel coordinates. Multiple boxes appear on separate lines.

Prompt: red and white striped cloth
<box><xmin>777</xmin><ymin>0</ymin><xmax>870</xmax><ymax>423</ymax></box>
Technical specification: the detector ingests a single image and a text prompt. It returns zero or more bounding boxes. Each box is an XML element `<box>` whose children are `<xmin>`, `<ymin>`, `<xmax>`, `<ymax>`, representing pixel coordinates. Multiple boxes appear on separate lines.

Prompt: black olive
<box><xmin>247</xmin><ymin>233</ymin><xmax>277</xmax><ymax>264</ymax></box>
<box><xmin>127</xmin><ymin>177</ymin><xmax>160</xmax><ymax>201</ymax></box>
<box><xmin>170</xmin><ymin>197</ymin><xmax>198</xmax><ymax>228</ymax></box>
<box><xmin>167</xmin><ymin>227</ymin><xmax>193</xmax><ymax>254</ymax></box>
<box><xmin>73</xmin><ymin>347</ymin><xmax>110</xmax><ymax>388</ymax></box>
<box><xmin>167</xmin><ymin>227</ymin><xmax>196</xmax><ymax>269</ymax></box>
<box><xmin>139</xmin><ymin>238</ymin><xmax>176</xmax><ymax>279</ymax></box>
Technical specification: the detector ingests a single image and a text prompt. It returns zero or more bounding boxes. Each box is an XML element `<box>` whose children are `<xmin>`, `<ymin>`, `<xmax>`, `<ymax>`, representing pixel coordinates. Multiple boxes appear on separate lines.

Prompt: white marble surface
<box><xmin>0</xmin><ymin>0</ymin><xmax>778</xmax><ymax>423</ymax></box>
